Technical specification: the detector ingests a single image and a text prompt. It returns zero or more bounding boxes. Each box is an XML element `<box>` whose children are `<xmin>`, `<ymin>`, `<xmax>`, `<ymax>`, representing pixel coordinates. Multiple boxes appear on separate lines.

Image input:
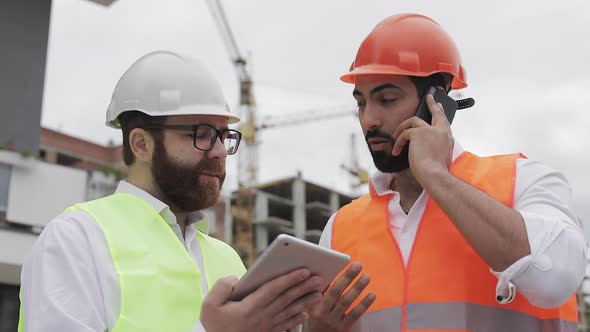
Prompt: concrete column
<box><xmin>330</xmin><ymin>191</ymin><xmax>340</xmax><ymax>214</ymax></box>
<box><xmin>255</xmin><ymin>192</ymin><xmax>269</xmax><ymax>251</ymax></box>
<box><xmin>293</xmin><ymin>176</ymin><xmax>306</xmax><ymax>239</ymax></box>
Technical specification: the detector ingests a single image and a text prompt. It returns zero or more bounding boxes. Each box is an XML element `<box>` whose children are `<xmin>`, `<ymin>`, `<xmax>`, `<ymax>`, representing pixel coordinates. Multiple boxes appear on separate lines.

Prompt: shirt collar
<box><xmin>369</xmin><ymin>141</ymin><xmax>465</xmax><ymax>198</ymax></box>
<box><xmin>115</xmin><ymin>181</ymin><xmax>209</xmax><ymax>234</ymax></box>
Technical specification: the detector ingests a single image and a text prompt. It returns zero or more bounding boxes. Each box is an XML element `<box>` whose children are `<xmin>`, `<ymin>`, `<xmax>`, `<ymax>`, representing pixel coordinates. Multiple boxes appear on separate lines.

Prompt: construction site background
<box><xmin>1</xmin><ymin>0</ymin><xmax>589</xmax><ymax>331</ymax></box>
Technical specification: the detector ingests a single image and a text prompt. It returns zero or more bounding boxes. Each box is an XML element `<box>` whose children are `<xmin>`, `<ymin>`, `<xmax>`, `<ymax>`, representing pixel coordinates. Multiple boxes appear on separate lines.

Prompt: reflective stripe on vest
<box><xmin>352</xmin><ymin>303</ymin><xmax>578</xmax><ymax>332</ymax></box>
<box><xmin>18</xmin><ymin>193</ymin><xmax>246</xmax><ymax>332</ymax></box>
<box><xmin>333</xmin><ymin>152</ymin><xmax>578</xmax><ymax>332</ymax></box>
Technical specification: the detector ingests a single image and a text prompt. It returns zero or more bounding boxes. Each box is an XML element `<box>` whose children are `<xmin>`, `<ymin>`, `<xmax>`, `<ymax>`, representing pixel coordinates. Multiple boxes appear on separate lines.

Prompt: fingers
<box><xmin>271</xmin><ymin>290</ymin><xmax>322</xmax><ymax>326</ymax></box>
<box><xmin>426</xmin><ymin>94</ymin><xmax>447</xmax><ymax>128</ymax></box>
<box><xmin>393</xmin><ymin>116</ymin><xmax>428</xmax><ymax>140</ymax></box>
<box><xmin>268</xmin><ymin>275</ymin><xmax>324</xmax><ymax>317</ymax></box>
<box><xmin>392</xmin><ymin>115</ymin><xmax>428</xmax><ymax>156</ymax></box>
<box><xmin>322</xmin><ymin>263</ymin><xmax>363</xmax><ymax>312</ymax></box>
<box><xmin>205</xmin><ymin>276</ymin><xmax>239</xmax><ymax>306</ymax></box>
<box><xmin>245</xmin><ymin>268</ymin><xmax>311</xmax><ymax>308</ymax></box>
<box><xmin>331</xmin><ymin>274</ymin><xmax>372</xmax><ymax>318</ymax></box>
<box><xmin>308</xmin><ymin>265</ymin><xmax>375</xmax><ymax>331</ymax></box>
<box><xmin>392</xmin><ymin>128</ymin><xmax>415</xmax><ymax>156</ymax></box>
<box><xmin>271</xmin><ymin>312</ymin><xmax>308</xmax><ymax>332</ymax></box>
<box><xmin>341</xmin><ymin>292</ymin><xmax>377</xmax><ymax>328</ymax></box>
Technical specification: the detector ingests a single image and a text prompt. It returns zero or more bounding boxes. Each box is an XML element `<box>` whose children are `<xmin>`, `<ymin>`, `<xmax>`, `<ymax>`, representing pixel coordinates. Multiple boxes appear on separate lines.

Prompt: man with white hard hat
<box><xmin>19</xmin><ymin>51</ymin><xmax>324</xmax><ymax>332</ymax></box>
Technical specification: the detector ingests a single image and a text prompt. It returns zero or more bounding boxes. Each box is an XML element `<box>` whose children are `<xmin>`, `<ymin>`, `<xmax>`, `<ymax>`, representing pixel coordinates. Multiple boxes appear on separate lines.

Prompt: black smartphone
<box><xmin>415</xmin><ymin>86</ymin><xmax>458</xmax><ymax>125</ymax></box>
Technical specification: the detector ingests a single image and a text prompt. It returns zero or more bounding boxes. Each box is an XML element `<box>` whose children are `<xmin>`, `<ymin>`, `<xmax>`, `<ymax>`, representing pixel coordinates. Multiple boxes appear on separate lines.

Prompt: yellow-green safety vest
<box><xmin>19</xmin><ymin>193</ymin><xmax>246</xmax><ymax>331</ymax></box>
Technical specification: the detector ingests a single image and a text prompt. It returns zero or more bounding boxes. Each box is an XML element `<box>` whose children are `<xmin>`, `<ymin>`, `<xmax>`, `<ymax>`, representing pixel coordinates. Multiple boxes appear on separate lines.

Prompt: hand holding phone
<box><xmin>415</xmin><ymin>86</ymin><xmax>458</xmax><ymax>124</ymax></box>
<box><xmin>415</xmin><ymin>86</ymin><xmax>475</xmax><ymax>124</ymax></box>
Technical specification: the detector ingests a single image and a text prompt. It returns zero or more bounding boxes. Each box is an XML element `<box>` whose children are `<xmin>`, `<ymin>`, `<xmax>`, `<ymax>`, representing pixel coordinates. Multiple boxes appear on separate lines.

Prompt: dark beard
<box><xmin>152</xmin><ymin>139</ymin><xmax>225</xmax><ymax>212</ymax></box>
<box><xmin>365</xmin><ymin>128</ymin><xmax>410</xmax><ymax>173</ymax></box>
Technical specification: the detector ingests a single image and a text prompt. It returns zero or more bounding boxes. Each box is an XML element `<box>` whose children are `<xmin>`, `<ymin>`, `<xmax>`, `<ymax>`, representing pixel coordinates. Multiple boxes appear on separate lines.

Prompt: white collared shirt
<box><xmin>20</xmin><ymin>181</ymin><xmax>210</xmax><ymax>331</ymax></box>
<box><xmin>320</xmin><ymin>143</ymin><xmax>587</xmax><ymax>308</ymax></box>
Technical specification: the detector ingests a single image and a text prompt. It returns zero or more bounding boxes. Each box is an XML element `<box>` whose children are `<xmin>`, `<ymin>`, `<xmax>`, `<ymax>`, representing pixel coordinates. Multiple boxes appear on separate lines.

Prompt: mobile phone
<box><xmin>415</xmin><ymin>86</ymin><xmax>458</xmax><ymax>125</ymax></box>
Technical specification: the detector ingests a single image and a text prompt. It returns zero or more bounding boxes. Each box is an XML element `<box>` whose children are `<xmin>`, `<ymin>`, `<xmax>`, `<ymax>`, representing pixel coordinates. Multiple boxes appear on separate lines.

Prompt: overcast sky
<box><xmin>42</xmin><ymin>0</ymin><xmax>590</xmax><ymax>237</ymax></box>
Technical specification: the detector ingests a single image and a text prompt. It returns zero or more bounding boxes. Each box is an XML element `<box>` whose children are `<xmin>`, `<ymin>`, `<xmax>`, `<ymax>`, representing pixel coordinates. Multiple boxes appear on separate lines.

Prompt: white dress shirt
<box><xmin>320</xmin><ymin>143</ymin><xmax>587</xmax><ymax>308</ymax></box>
<box><xmin>20</xmin><ymin>181</ymin><xmax>210</xmax><ymax>331</ymax></box>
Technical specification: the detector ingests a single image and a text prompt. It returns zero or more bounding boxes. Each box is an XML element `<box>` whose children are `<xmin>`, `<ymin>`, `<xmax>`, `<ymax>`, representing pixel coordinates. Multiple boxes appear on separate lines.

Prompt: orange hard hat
<box><xmin>341</xmin><ymin>13</ymin><xmax>468</xmax><ymax>90</ymax></box>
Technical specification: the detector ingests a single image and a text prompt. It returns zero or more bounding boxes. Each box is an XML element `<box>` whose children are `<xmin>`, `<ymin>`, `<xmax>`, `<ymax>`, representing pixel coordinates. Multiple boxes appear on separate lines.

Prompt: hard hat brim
<box><xmin>340</xmin><ymin>64</ymin><xmax>467</xmax><ymax>90</ymax></box>
<box><xmin>106</xmin><ymin>105</ymin><xmax>240</xmax><ymax>129</ymax></box>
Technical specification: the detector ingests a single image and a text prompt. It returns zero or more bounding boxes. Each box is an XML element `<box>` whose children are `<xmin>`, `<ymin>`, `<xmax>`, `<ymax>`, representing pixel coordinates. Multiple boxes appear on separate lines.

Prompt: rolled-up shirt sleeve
<box><xmin>319</xmin><ymin>214</ymin><xmax>336</xmax><ymax>249</ymax></box>
<box><xmin>492</xmin><ymin>159</ymin><xmax>587</xmax><ymax>308</ymax></box>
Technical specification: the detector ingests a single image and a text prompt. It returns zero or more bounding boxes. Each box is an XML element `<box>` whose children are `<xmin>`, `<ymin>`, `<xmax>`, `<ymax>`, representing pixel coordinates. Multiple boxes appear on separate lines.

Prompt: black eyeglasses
<box><xmin>145</xmin><ymin>124</ymin><xmax>242</xmax><ymax>155</ymax></box>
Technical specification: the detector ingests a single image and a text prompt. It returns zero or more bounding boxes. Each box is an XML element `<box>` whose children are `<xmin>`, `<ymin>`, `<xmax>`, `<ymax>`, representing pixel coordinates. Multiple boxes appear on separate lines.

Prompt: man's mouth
<box><xmin>367</xmin><ymin>138</ymin><xmax>392</xmax><ymax>151</ymax></box>
<box><xmin>200</xmin><ymin>172</ymin><xmax>223</xmax><ymax>179</ymax></box>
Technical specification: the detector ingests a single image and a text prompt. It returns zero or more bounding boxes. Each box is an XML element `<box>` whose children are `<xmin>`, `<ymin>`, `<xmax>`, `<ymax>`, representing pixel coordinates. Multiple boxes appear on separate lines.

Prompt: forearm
<box><xmin>422</xmin><ymin>168</ymin><xmax>530</xmax><ymax>271</ymax></box>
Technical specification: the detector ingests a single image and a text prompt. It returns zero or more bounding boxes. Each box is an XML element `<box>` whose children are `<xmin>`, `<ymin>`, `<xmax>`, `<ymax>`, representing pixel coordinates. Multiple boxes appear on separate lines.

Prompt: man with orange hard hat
<box><xmin>304</xmin><ymin>13</ymin><xmax>586</xmax><ymax>332</ymax></box>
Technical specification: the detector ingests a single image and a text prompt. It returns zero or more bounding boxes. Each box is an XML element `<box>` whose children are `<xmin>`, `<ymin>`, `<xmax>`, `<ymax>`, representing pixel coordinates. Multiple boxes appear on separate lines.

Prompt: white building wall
<box><xmin>0</xmin><ymin>150</ymin><xmax>118</xmax><ymax>286</ymax></box>
<box><xmin>6</xmin><ymin>158</ymin><xmax>87</xmax><ymax>227</ymax></box>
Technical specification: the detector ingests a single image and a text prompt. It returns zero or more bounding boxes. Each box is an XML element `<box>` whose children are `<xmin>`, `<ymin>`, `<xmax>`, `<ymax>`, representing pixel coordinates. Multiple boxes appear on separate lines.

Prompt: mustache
<box><xmin>365</xmin><ymin>128</ymin><xmax>394</xmax><ymax>142</ymax></box>
<box><xmin>195</xmin><ymin>159</ymin><xmax>225</xmax><ymax>175</ymax></box>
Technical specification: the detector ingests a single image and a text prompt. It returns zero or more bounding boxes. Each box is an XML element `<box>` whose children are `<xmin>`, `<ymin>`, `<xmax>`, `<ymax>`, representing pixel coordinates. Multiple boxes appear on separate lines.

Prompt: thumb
<box><xmin>207</xmin><ymin>276</ymin><xmax>239</xmax><ymax>306</ymax></box>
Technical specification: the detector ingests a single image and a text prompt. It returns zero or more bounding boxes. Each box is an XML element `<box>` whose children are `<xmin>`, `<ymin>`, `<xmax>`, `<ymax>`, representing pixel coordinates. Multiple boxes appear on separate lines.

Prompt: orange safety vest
<box><xmin>332</xmin><ymin>152</ymin><xmax>578</xmax><ymax>332</ymax></box>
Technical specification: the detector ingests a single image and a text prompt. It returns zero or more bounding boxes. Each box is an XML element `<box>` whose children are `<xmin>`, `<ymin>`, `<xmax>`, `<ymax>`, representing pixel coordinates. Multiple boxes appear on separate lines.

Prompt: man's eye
<box><xmin>194</xmin><ymin>130</ymin><xmax>210</xmax><ymax>138</ymax></box>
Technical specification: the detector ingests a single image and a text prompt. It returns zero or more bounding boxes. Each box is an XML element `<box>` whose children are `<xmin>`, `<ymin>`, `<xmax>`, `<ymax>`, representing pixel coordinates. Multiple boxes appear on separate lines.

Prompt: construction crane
<box><xmin>205</xmin><ymin>0</ymin><xmax>257</xmax><ymax>265</ymax></box>
<box><xmin>257</xmin><ymin>106</ymin><xmax>355</xmax><ymax>130</ymax></box>
<box><xmin>205</xmin><ymin>0</ymin><xmax>360</xmax><ymax>264</ymax></box>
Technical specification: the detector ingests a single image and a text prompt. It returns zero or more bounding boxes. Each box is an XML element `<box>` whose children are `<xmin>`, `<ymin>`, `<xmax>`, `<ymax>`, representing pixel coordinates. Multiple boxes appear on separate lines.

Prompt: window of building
<box><xmin>56</xmin><ymin>152</ymin><xmax>81</xmax><ymax>167</ymax></box>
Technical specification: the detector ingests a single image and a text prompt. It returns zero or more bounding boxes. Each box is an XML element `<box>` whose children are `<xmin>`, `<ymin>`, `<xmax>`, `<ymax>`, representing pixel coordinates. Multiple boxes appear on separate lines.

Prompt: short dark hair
<box><xmin>409</xmin><ymin>73</ymin><xmax>452</xmax><ymax>98</ymax></box>
<box><xmin>119</xmin><ymin>111</ymin><xmax>166</xmax><ymax>166</ymax></box>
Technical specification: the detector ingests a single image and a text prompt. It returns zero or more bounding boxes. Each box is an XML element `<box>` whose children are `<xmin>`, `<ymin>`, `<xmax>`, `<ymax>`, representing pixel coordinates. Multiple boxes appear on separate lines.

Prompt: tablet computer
<box><xmin>229</xmin><ymin>234</ymin><xmax>350</xmax><ymax>301</ymax></box>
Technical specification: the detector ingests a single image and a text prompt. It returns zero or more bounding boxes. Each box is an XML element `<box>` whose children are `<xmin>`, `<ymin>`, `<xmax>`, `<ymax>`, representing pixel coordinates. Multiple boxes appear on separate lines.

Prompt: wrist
<box><xmin>416</xmin><ymin>163</ymin><xmax>450</xmax><ymax>187</ymax></box>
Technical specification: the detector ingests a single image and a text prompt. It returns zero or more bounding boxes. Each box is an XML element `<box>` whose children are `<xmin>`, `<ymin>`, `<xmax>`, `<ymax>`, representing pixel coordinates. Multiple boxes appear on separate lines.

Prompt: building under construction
<box><xmin>224</xmin><ymin>175</ymin><xmax>354</xmax><ymax>256</ymax></box>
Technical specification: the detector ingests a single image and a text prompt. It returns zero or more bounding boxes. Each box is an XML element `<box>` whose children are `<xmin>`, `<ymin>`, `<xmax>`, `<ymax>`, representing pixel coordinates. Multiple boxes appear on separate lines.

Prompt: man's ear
<box><xmin>129</xmin><ymin>128</ymin><xmax>155</xmax><ymax>163</ymax></box>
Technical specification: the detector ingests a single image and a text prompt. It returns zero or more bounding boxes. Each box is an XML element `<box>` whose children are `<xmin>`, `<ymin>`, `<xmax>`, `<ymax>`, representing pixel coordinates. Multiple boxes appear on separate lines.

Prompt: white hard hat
<box><xmin>106</xmin><ymin>50</ymin><xmax>240</xmax><ymax>128</ymax></box>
